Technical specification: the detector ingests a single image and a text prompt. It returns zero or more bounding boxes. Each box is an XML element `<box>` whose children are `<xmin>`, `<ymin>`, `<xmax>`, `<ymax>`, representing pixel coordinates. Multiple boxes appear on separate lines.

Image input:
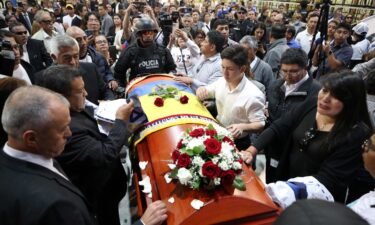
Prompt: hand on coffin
<box><xmin>115</xmin><ymin>100</ymin><xmax>134</xmax><ymax>121</ymax></box>
<box><xmin>108</xmin><ymin>80</ymin><xmax>119</xmax><ymax>91</ymax></box>
<box><xmin>240</xmin><ymin>146</ymin><xmax>258</xmax><ymax>165</ymax></box>
<box><xmin>196</xmin><ymin>87</ymin><xmax>209</xmax><ymax>101</ymax></box>
<box><xmin>173</xmin><ymin>76</ymin><xmax>193</xmax><ymax>85</ymax></box>
<box><xmin>227</xmin><ymin>124</ymin><xmax>244</xmax><ymax>139</ymax></box>
<box><xmin>140</xmin><ymin>200</ymin><xmax>168</xmax><ymax>225</ymax></box>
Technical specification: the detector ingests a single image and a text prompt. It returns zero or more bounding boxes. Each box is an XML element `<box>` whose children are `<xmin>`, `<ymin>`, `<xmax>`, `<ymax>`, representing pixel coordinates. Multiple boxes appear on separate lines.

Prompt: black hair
<box><xmin>37</xmin><ymin>65</ymin><xmax>83</xmax><ymax>97</ymax></box>
<box><xmin>321</xmin><ymin>71</ymin><xmax>373</xmax><ymax>145</ymax></box>
<box><xmin>280</xmin><ymin>48</ymin><xmax>308</xmax><ymax>68</ymax></box>
<box><xmin>212</xmin><ymin>19</ymin><xmax>229</xmax><ymax>30</ymax></box>
<box><xmin>0</xmin><ymin>29</ymin><xmax>15</xmax><ymax>39</ymax></box>
<box><xmin>75</xmin><ymin>3</ymin><xmax>85</xmax><ymax>14</ymax></box>
<box><xmin>9</xmin><ymin>21</ymin><xmax>25</xmax><ymax>33</ymax></box>
<box><xmin>251</xmin><ymin>22</ymin><xmax>268</xmax><ymax>43</ymax></box>
<box><xmin>336</xmin><ymin>22</ymin><xmax>352</xmax><ymax>32</ymax></box>
<box><xmin>365</xmin><ymin>70</ymin><xmax>375</xmax><ymax>95</ymax></box>
<box><xmin>206</xmin><ymin>30</ymin><xmax>225</xmax><ymax>53</ymax></box>
<box><xmin>270</xmin><ymin>24</ymin><xmax>287</xmax><ymax>39</ymax></box>
<box><xmin>82</xmin><ymin>11</ymin><xmax>101</xmax><ymax>30</ymax></box>
<box><xmin>221</xmin><ymin>45</ymin><xmax>249</xmax><ymax>67</ymax></box>
<box><xmin>286</xmin><ymin>25</ymin><xmax>296</xmax><ymax>37</ymax></box>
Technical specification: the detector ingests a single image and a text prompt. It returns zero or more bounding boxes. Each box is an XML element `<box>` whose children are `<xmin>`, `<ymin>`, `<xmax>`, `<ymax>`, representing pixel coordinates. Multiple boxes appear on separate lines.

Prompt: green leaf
<box><xmin>185</xmin><ymin>148</ymin><xmax>194</xmax><ymax>156</ymax></box>
<box><xmin>193</xmin><ymin>145</ymin><xmax>205</xmax><ymax>155</ymax></box>
<box><xmin>192</xmin><ymin>179</ymin><xmax>201</xmax><ymax>190</ymax></box>
<box><xmin>233</xmin><ymin>176</ymin><xmax>246</xmax><ymax>191</ymax></box>
<box><xmin>170</xmin><ymin>168</ymin><xmax>178</xmax><ymax>179</ymax></box>
<box><xmin>207</xmin><ymin>124</ymin><xmax>214</xmax><ymax>130</ymax></box>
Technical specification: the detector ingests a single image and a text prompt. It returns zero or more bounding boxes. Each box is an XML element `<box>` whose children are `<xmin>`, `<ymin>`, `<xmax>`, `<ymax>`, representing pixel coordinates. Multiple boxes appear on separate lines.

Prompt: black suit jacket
<box><xmin>17</xmin><ymin>12</ymin><xmax>34</xmax><ymax>33</ymax></box>
<box><xmin>57</xmin><ymin>109</ymin><xmax>129</xmax><ymax>225</ymax></box>
<box><xmin>35</xmin><ymin>62</ymin><xmax>114</xmax><ymax>105</ymax></box>
<box><xmin>0</xmin><ymin>150</ymin><xmax>97</xmax><ymax>225</ymax></box>
<box><xmin>26</xmin><ymin>38</ymin><xmax>53</xmax><ymax>72</ymax></box>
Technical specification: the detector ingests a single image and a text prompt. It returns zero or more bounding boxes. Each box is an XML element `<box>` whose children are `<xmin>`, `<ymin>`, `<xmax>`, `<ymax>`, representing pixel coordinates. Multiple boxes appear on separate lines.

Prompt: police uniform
<box><xmin>114</xmin><ymin>40</ymin><xmax>176</xmax><ymax>86</ymax></box>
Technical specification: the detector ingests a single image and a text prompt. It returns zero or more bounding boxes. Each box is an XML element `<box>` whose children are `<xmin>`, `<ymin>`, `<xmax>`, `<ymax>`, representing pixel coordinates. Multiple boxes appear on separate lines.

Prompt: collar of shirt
<box><xmin>3</xmin><ymin>143</ymin><xmax>69</xmax><ymax>180</ymax></box>
<box><xmin>330</xmin><ymin>40</ymin><xmax>349</xmax><ymax>49</ymax></box>
<box><xmin>41</xmin><ymin>29</ymin><xmax>57</xmax><ymax>39</ymax></box>
<box><xmin>226</xmin><ymin>74</ymin><xmax>246</xmax><ymax>94</ymax></box>
<box><xmin>250</xmin><ymin>56</ymin><xmax>258</xmax><ymax>69</ymax></box>
<box><xmin>283</xmin><ymin>73</ymin><xmax>309</xmax><ymax>97</ymax></box>
<box><xmin>204</xmin><ymin>52</ymin><xmax>221</xmax><ymax>62</ymax></box>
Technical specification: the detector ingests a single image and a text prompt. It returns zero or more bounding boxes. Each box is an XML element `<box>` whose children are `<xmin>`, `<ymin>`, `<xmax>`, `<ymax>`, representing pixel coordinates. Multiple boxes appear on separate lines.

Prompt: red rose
<box><xmin>171</xmin><ymin>150</ymin><xmax>181</xmax><ymax>162</ymax></box>
<box><xmin>220</xmin><ymin>170</ymin><xmax>236</xmax><ymax>186</ymax></box>
<box><xmin>179</xmin><ymin>95</ymin><xmax>189</xmax><ymax>104</ymax></box>
<box><xmin>204</xmin><ymin>138</ymin><xmax>221</xmax><ymax>155</ymax></box>
<box><xmin>222</xmin><ymin>136</ymin><xmax>234</xmax><ymax>146</ymax></box>
<box><xmin>189</xmin><ymin>128</ymin><xmax>205</xmax><ymax>137</ymax></box>
<box><xmin>205</xmin><ymin>129</ymin><xmax>217</xmax><ymax>137</ymax></box>
<box><xmin>176</xmin><ymin>139</ymin><xmax>183</xmax><ymax>149</ymax></box>
<box><xmin>177</xmin><ymin>153</ymin><xmax>191</xmax><ymax>168</ymax></box>
<box><xmin>154</xmin><ymin>97</ymin><xmax>164</xmax><ymax>107</ymax></box>
<box><xmin>202</xmin><ymin>161</ymin><xmax>221</xmax><ymax>178</ymax></box>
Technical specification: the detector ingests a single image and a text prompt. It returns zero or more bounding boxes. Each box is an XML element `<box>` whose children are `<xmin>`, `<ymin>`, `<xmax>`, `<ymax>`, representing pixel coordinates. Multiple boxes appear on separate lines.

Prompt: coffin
<box><xmin>126</xmin><ymin>74</ymin><xmax>280</xmax><ymax>225</ymax></box>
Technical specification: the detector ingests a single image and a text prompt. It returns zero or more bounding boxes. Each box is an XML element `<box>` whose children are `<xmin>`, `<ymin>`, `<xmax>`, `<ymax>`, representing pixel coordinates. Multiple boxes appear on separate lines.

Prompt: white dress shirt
<box><xmin>283</xmin><ymin>73</ymin><xmax>309</xmax><ymax>97</ymax></box>
<box><xmin>296</xmin><ymin>29</ymin><xmax>320</xmax><ymax>54</ymax></box>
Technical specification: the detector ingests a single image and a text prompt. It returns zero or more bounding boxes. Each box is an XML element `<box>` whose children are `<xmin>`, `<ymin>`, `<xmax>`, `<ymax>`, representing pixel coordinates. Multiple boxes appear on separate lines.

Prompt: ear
<box><xmin>51</xmin><ymin>53</ymin><xmax>57</xmax><ymax>62</ymax></box>
<box><xmin>240</xmin><ymin>65</ymin><xmax>247</xmax><ymax>73</ymax></box>
<box><xmin>23</xmin><ymin>130</ymin><xmax>38</xmax><ymax>149</ymax></box>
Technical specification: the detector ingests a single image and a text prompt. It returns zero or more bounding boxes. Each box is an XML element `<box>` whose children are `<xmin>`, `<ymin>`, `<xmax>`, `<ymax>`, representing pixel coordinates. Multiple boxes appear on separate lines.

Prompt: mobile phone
<box><xmin>85</xmin><ymin>29</ymin><xmax>93</xmax><ymax>37</ymax></box>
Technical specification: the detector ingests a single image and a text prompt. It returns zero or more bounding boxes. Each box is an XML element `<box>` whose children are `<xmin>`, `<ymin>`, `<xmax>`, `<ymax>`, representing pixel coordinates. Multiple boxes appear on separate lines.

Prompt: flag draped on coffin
<box><xmin>126</xmin><ymin>74</ymin><xmax>218</xmax><ymax>146</ymax></box>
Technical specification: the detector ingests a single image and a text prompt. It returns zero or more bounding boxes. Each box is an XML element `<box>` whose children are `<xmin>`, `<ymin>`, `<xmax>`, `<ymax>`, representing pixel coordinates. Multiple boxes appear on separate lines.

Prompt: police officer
<box><xmin>114</xmin><ymin>16</ymin><xmax>176</xmax><ymax>86</ymax></box>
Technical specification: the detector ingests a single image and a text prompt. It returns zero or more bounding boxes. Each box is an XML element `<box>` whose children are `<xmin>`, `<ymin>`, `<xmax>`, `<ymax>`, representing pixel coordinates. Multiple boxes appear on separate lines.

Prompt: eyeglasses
<box><xmin>299</xmin><ymin>127</ymin><xmax>316</xmax><ymax>152</ymax></box>
<box><xmin>362</xmin><ymin>139</ymin><xmax>374</xmax><ymax>153</ymax></box>
<box><xmin>41</xmin><ymin>20</ymin><xmax>53</xmax><ymax>24</ymax></box>
<box><xmin>95</xmin><ymin>40</ymin><xmax>108</xmax><ymax>45</ymax></box>
<box><xmin>75</xmin><ymin>36</ymin><xmax>87</xmax><ymax>43</ymax></box>
<box><xmin>15</xmin><ymin>31</ymin><xmax>27</xmax><ymax>35</ymax></box>
<box><xmin>237</xmin><ymin>11</ymin><xmax>246</xmax><ymax>14</ymax></box>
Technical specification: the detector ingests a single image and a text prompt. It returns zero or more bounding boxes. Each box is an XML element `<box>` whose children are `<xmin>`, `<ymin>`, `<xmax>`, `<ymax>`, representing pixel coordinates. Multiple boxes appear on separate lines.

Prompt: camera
<box><xmin>179</xmin><ymin>7</ymin><xmax>192</xmax><ymax>15</ymax></box>
<box><xmin>158</xmin><ymin>13</ymin><xmax>173</xmax><ymax>46</ymax></box>
<box><xmin>0</xmin><ymin>40</ymin><xmax>15</xmax><ymax>76</ymax></box>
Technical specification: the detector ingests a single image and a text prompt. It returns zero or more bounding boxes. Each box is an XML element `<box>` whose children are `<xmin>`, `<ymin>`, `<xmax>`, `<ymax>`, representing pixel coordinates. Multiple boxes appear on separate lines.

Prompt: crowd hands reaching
<box><xmin>1</xmin><ymin>0</ymin><xmax>375</xmax><ymax>225</ymax></box>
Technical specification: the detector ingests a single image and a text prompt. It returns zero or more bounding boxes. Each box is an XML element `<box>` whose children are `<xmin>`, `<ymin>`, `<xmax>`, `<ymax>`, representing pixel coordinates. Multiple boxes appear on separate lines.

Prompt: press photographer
<box><xmin>0</xmin><ymin>30</ymin><xmax>33</xmax><ymax>84</ymax></box>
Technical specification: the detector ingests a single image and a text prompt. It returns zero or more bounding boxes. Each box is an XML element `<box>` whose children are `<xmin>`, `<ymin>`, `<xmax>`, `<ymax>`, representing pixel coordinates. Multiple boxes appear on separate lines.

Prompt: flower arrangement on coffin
<box><xmin>169</xmin><ymin>124</ymin><xmax>246</xmax><ymax>191</ymax></box>
<box><xmin>149</xmin><ymin>85</ymin><xmax>189</xmax><ymax>107</ymax></box>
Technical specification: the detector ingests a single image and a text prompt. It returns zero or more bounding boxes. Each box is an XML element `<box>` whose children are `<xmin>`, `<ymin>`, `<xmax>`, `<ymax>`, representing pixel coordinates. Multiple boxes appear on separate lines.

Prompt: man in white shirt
<box><xmin>296</xmin><ymin>12</ymin><xmax>320</xmax><ymax>55</ymax></box>
<box><xmin>0</xmin><ymin>85</ymin><xmax>98</xmax><ymax>225</ymax></box>
<box><xmin>62</xmin><ymin>4</ymin><xmax>76</xmax><ymax>29</ymax></box>
<box><xmin>197</xmin><ymin>45</ymin><xmax>266</xmax><ymax>150</ymax></box>
<box><xmin>31</xmin><ymin>10</ymin><xmax>58</xmax><ymax>53</ymax></box>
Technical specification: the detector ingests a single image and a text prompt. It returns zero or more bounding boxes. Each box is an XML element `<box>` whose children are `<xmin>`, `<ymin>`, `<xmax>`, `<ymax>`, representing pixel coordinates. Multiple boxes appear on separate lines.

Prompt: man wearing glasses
<box><xmin>0</xmin><ymin>30</ymin><xmax>34</xmax><ymax>84</ymax></box>
<box><xmin>265</xmin><ymin>48</ymin><xmax>320</xmax><ymax>183</ymax></box>
<box><xmin>9</xmin><ymin>22</ymin><xmax>52</xmax><ymax>73</ymax></box>
<box><xmin>31</xmin><ymin>10</ymin><xmax>58</xmax><ymax>53</ymax></box>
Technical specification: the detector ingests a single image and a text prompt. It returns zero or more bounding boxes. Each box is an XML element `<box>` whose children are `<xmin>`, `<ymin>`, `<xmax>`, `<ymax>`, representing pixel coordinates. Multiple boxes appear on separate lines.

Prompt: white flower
<box><xmin>232</xmin><ymin>161</ymin><xmax>242</xmax><ymax>170</ymax></box>
<box><xmin>177</xmin><ymin>168</ymin><xmax>193</xmax><ymax>185</ymax></box>
<box><xmin>213</xmin><ymin>124</ymin><xmax>232</xmax><ymax>137</ymax></box>
<box><xmin>214</xmin><ymin>177</ymin><xmax>221</xmax><ymax>185</ymax></box>
<box><xmin>186</xmin><ymin>137</ymin><xmax>205</xmax><ymax>149</ymax></box>
<box><xmin>218</xmin><ymin>160</ymin><xmax>230</xmax><ymax>171</ymax></box>
<box><xmin>211</xmin><ymin>157</ymin><xmax>220</xmax><ymax>164</ymax></box>
<box><xmin>192</xmin><ymin>156</ymin><xmax>205</xmax><ymax>167</ymax></box>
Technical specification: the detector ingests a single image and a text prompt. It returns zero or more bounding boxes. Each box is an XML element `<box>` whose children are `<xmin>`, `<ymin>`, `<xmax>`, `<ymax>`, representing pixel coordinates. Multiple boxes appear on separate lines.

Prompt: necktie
<box><xmin>24</xmin><ymin>13</ymin><xmax>31</xmax><ymax>31</ymax></box>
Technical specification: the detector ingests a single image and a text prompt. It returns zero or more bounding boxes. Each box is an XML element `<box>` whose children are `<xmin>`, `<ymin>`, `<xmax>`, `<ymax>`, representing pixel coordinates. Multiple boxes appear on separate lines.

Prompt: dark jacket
<box><xmin>0</xmin><ymin>150</ymin><xmax>97</xmax><ymax>225</ymax></box>
<box><xmin>26</xmin><ymin>38</ymin><xmax>53</xmax><ymax>73</ymax></box>
<box><xmin>16</xmin><ymin>12</ymin><xmax>34</xmax><ymax>33</ymax></box>
<box><xmin>57</xmin><ymin>109</ymin><xmax>130</xmax><ymax>225</ymax></box>
<box><xmin>114</xmin><ymin>40</ymin><xmax>177</xmax><ymax>86</ymax></box>
<box><xmin>254</xmin><ymin>97</ymin><xmax>372</xmax><ymax>202</ymax></box>
<box><xmin>266</xmin><ymin>76</ymin><xmax>321</xmax><ymax>124</ymax></box>
<box><xmin>87</xmin><ymin>46</ymin><xmax>115</xmax><ymax>83</ymax></box>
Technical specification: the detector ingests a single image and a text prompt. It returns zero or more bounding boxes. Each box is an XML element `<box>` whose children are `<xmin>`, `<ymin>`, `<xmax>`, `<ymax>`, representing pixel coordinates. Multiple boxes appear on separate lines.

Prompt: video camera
<box><xmin>159</xmin><ymin>13</ymin><xmax>173</xmax><ymax>46</ymax></box>
<box><xmin>0</xmin><ymin>40</ymin><xmax>15</xmax><ymax>76</ymax></box>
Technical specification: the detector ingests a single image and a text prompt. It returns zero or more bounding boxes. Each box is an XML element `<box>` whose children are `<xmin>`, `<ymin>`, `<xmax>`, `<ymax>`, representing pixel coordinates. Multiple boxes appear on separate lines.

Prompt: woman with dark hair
<box><xmin>242</xmin><ymin>71</ymin><xmax>374</xmax><ymax>207</ymax></box>
<box><xmin>192</xmin><ymin>29</ymin><xmax>206</xmax><ymax>48</ymax></box>
<box><xmin>251</xmin><ymin>22</ymin><xmax>268</xmax><ymax>59</ymax></box>
<box><xmin>2</xmin><ymin>1</ymin><xmax>15</xmax><ymax>16</ymax></box>
<box><xmin>81</xmin><ymin>11</ymin><xmax>101</xmax><ymax>46</ymax></box>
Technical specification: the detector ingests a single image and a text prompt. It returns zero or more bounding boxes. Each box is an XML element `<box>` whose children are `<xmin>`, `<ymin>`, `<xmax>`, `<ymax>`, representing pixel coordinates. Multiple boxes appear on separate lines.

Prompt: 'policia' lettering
<box><xmin>139</xmin><ymin>60</ymin><xmax>159</xmax><ymax>69</ymax></box>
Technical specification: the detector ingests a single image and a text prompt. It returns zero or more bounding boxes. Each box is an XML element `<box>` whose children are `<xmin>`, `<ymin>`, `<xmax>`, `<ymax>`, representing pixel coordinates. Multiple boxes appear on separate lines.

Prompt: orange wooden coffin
<box><xmin>126</xmin><ymin>75</ymin><xmax>280</xmax><ymax>225</ymax></box>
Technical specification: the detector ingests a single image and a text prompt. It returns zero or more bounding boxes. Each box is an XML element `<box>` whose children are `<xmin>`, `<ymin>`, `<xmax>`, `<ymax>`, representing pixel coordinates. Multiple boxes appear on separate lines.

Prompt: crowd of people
<box><xmin>1</xmin><ymin>0</ymin><xmax>375</xmax><ymax>225</ymax></box>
